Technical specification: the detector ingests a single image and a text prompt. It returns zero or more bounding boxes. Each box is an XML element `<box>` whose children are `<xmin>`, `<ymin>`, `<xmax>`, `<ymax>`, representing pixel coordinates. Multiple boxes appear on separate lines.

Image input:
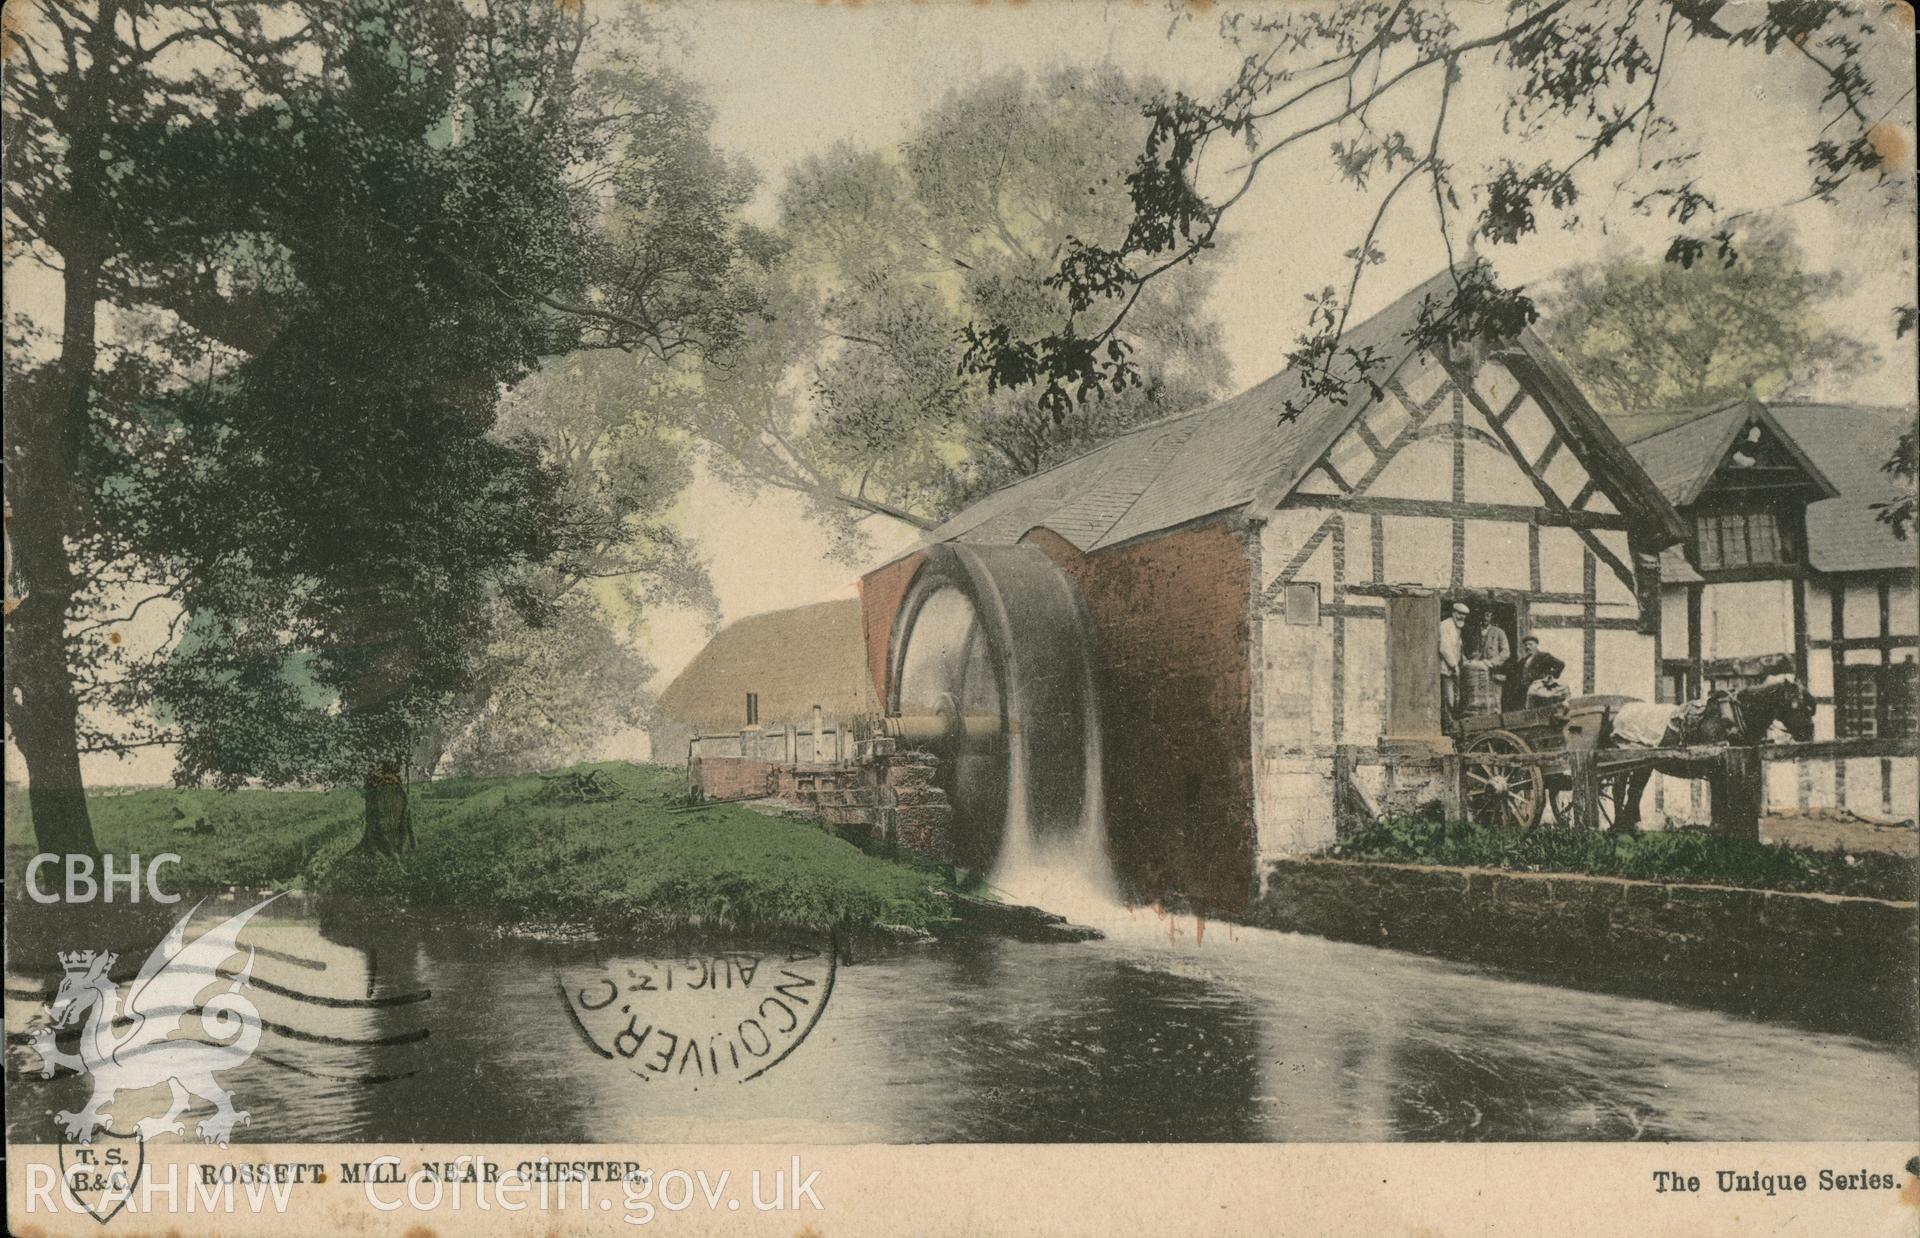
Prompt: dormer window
<box><xmin>1628</xmin><ymin>403</ymin><xmax>1838</xmax><ymax>579</ymax></box>
<box><xmin>1694</xmin><ymin>510</ymin><xmax>1794</xmax><ymax>570</ymax></box>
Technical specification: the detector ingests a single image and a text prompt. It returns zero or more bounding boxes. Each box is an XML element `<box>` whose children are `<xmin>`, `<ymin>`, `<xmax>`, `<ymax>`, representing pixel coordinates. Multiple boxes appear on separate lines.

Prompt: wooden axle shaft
<box><xmin>883</xmin><ymin>712</ymin><xmax>1012</xmax><ymax>741</ymax></box>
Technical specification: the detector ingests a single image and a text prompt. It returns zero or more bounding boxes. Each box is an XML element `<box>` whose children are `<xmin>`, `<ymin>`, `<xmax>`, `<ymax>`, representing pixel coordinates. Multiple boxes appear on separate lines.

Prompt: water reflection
<box><xmin>859</xmin><ymin>940</ymin><xmax>1266</xmax><ymax>1142</ymax></box>
<box><xmin>6</xmin><ymin>896</ymin><xmax>1914</xmax><ymax>1145</ymax></box>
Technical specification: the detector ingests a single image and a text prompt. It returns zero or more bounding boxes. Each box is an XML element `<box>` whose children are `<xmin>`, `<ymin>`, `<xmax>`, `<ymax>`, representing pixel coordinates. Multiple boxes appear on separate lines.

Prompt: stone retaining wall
<box><xmin>691</xmin><ymin>751</ymin><xmax>953</xmax><ymax>851</ymax></box>
<box><xmin>1256</xmin><ymin>858</ymin><xmax>1918</xmax><ymax>1041</ymax></box>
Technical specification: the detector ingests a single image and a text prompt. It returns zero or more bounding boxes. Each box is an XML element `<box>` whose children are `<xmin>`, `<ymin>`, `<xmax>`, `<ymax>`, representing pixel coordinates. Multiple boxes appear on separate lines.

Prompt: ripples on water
<box><xmin>6</xmin><ymin>896</ymin><xmax>1914</xmax><ymax>1145</ymax></box>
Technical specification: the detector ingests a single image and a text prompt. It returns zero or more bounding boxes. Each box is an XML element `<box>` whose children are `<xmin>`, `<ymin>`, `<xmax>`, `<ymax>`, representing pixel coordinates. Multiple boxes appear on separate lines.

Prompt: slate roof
<box><xmin>910</xmin><ymin>269</ymin><xmax>1683</xmax><ymax>559</ymax></box>
<box><xmin>1773</xmin><ymin>404</ymin><xmax>1917</xmax><ymax>574</ymax></box>
<box><xmin>1622</xmin><ymin>400</ymin><xmax>1755</xmax><ymax>503</ymax></box>
<box><xmin>1625</xmin><ymin>400</ymin><xmax>1916</xmax><ymax>575</ymax></box>
<box><xmin>1622</xmin><ymin>400</ymin><xmax>1837</xmax><ymax>508</ymax></box>
<box><xmin>920</xmin><ymin>271</ymin><xmax>1462</xmax><ymax>552</ymax></box>
<box><xmin>655</xmin><ymin>598</ymin><xmax>876</xmax><ymax>730</ymax></box>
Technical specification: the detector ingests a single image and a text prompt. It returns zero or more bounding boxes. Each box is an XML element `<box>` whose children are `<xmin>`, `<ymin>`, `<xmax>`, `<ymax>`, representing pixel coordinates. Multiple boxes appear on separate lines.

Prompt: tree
<box><xmin>436</xmin><ymin>593</ymin><xmax>658</xmax><ymax>779</ymax></box>
<box><xmin>3</xmin><ymin>1</ymin><xmax>750</xmax><ymax>854</ymax></box>
<box><xmin>1541</xmin><ymin>225</ymin><xmax>1878</xmax><ymax>415</ymax></box>
<box><xmin>1877</xmin><ymin>426</ymin><xmax>1917</xmax><ymax>540</ymax></box>
<box><xmin>1876</xmin><ymin>306</ymin><xmax>1918</xmax><ymax>540</ymax></box>
<box><xmin>685</xmin><ymin>65</ymin><xmax>1230</xmax><ymax>549</ymax></box>
<box><xmin>419</xmin><ymin>349</ymin><xmax>719</xmax><ymax>779</ymax></box>
<box><xmin>961</xmin><ymin>1</ymin><xmax>1911</xmax><ymax>430</ymax></box>
<box><xmin>2</xmin><ymin>0</ymin><xmax>299</xmax><ymax>856</ymax></box>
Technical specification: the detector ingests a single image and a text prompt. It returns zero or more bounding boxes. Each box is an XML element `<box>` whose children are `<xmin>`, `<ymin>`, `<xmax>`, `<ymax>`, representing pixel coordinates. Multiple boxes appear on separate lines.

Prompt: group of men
<box><xmin>1438</xmin><ymin>600</ymin><xmax>1568</xmax><ymax>724</ymax></box>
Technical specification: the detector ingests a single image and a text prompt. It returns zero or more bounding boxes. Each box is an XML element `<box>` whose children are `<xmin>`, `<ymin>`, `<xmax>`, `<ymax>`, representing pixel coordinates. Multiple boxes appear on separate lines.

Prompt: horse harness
<box><xmin>1666</xmin><ymin>688</ymin><xmax>1747</xmax><ymax>747</ymax></box>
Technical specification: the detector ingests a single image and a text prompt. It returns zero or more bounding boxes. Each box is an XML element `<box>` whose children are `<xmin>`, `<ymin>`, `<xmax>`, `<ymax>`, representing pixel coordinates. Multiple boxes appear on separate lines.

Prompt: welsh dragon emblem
<box><xmin>33</xmin><ymin>895</ymin><xmax>281</xmax><ymax>1146</ymax></box>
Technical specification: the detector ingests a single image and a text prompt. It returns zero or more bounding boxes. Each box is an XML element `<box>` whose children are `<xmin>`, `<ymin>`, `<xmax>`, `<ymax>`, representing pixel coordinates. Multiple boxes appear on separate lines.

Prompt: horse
<box><xmin>1601</xmin><ymin>678</ymin><xmax>1817</xmax><ymax>832</ymax></box>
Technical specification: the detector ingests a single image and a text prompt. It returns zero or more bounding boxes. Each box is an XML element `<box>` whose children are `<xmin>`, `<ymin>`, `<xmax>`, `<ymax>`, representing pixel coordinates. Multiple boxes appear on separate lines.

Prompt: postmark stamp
<box><xmin>556</xmin><ymin>941</ymin><xmax>836</xmax><ymax>1086</ymax></box>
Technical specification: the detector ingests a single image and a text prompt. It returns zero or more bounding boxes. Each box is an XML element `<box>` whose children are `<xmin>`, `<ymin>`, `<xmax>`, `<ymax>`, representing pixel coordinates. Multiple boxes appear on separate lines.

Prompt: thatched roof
<box><xmin>655</xmin><ymin>598</ymin><xmax>876</xmax><ymax>732</ymax></box>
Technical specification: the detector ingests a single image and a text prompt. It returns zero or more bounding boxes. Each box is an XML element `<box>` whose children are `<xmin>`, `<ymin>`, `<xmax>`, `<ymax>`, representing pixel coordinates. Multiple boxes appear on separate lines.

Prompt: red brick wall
<box><xmin>1022</xmin><ymin>522</ymin><xmax>1257</xmax><ymax>914</ymax></box>
<box><xmin>858</xmin><ymin>551</ymin><xmax>925</xmax><ymax>706</ymax></box>
<box><xmin>857</xmin><ymin>520</ymin><xmax>1257</xmax><ymax>913</ymax></box>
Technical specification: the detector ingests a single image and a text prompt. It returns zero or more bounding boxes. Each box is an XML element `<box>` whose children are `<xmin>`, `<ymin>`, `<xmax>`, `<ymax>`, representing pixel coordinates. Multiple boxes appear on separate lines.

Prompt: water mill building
<box><xmin>860</xmin><ymin>272</ymin><xmax>1691</xmax><ymax>913</ymax></box>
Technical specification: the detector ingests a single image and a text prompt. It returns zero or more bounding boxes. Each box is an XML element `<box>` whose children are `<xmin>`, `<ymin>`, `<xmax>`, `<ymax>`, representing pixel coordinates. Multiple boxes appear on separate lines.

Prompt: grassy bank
<box><xmin>1325</xmin><ymin>817</ymin><xmax>1917</xmax><ymax>902</ymax></box>
<box><xmin>5</xmin><ymin>764</ymin><xmax>969</xmax><ymax>932</ymax></box>
<box><xmin>3</xmin><ymin>784</ymin><xmax>366</xmax><ymax>890</ymax></box>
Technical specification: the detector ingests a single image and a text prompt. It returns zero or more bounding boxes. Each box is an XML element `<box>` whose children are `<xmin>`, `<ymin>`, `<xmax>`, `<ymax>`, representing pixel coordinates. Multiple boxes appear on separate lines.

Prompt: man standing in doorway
<box><xmin>1440</xmin><ymin>601</ymin><xmax>1470</xmax><ymax>723</ymax></box>
<box><xmin>1470</xmin><ymin>608</ymin><xmax>1513</xmax><ymax>714</ymax></box>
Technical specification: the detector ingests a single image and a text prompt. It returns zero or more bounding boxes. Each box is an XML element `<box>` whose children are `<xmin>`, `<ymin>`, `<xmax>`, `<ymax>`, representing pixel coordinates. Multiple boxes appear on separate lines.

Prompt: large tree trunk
<box><xmin>4</xmin><ymin>4</ymin><xmax>125</xmax><ymax>858</ymax></box>
<box><xmin>5</xmin><ymin>609</ymin><xmax>98</xmax><ymax>858</ymax></box>
<box><xmin>340</xmin><ymin>644</ymin><xmax>425</xmax><ymax>856</ymax></box>
<box><xmin>3</xmin><ymin>249</ymin><xmax>103</xmax><ymax>857</ymax></box>
<box><xmin>358</xmin><ymin>760</ymin><xmax>416</xmax><ymax>855</ymax></box>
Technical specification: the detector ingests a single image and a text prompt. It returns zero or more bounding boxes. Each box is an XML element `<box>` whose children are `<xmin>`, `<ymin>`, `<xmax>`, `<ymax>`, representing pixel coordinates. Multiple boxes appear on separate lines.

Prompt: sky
<box><xmin>643</xmin><ymin>0</ymin><xmax>1918</xmax><ymax>669</ymax></box>
<box><xmin>10</xmin><ymin>0</ymin><xmax>1916</xmax><ymax>784</ymax></box>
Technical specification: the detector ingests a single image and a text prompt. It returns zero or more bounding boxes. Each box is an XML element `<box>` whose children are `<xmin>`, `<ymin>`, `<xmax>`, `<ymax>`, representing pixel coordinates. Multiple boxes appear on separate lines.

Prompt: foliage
<box><xmin>684</xmin><ymin>65</ymin><xmax>1230</xmax><ymax>547</ymax></box>
<box><xmin>959</xmin><ymin>1</ymin><xmax>1911</xmax><ymax>426</ymax></box>
<box><xmin>1874</xmin><ymin>308</ymin><xmax>1917</xmax><ymax>539</ymax></box>
<box><xmin>421</xmin><ymin>350</ymin><xmax>721</xmax><ymax>778</ymax></box>
<box><xmin>91</xmin><ymin>0</ymin><xmax>619</xmax><ymax>793</ymax></box>
<box><xmin>1326</xmin><ymin>816</ymin><xmax>1916</xmax><ymax>902</ymax></box>
<box><xmin>435</xmin><ymin>593</ymin><xmax>659</xmax><ymax>779</ymax></box>
<box><xmin>1876</xmin><ymin>426</ymin><xmax>1917</xmax><ymax>540</ymax></box>
<box><xmin>3</xmin><ymin>2</ymin><xmax>752</xmax><ymax>842</ymax></box>
<box><xmin>1541</xmin><ymin>226</ymin><xmax>1878</xmax><ymax>415</ymax></box>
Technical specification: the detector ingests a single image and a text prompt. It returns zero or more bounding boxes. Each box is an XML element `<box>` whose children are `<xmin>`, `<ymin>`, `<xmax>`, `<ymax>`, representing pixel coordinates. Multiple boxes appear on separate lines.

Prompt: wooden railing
<box><xmin>1331</xmin><ymin>736</ymin><xmax>1915</xmax><ymax>839</ymax></box>
<box><xmin>689</xmin><ymin>721</ymin><xmax>858</xmax><ymax>767</ymax></box>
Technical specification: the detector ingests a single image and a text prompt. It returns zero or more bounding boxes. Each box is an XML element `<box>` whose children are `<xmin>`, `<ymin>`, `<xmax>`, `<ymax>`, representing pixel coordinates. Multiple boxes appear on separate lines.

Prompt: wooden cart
<box><xmin>1451</xmin><ymin>696</ymin><xmax>1634</xmax><ymax>830</ymax></box>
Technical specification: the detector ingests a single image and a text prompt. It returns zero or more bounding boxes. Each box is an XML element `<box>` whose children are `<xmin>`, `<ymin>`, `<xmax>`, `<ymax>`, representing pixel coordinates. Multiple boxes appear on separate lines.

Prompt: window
<box><xmin>1283</xmin><ymin>582</ymin><xmax>1320</xmax><ymax>626</ymax></box>
<box><xmin>1695</xmin><ymin>511</ymin><xmax>1793</xmax><ymax>570</ymax></box>
<box><xmin>745</xmin><ymin>692</ymin><xmax>759</xmax><ymax>726</ymax></box>
<box><xmin>1838</xmin><ymin>663</ymin><xmax>1916</xmax><ymax>739</ymax></box>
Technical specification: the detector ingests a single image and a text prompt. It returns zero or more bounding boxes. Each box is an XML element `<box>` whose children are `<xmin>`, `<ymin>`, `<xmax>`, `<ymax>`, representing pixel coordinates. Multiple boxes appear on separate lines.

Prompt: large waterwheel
<box><xmin>885</xmin><ymin>544</ymin><xmax>1101</xmax><ymax>875</ymax></box>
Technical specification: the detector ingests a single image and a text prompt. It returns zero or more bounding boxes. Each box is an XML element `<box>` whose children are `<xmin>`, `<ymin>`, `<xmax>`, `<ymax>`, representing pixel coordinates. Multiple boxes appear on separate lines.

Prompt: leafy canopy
<box><xmin>959</xmin><ymin>0</ymin><xmax>1912</xmax><ymax>425</ymax></box>
<box><xmin>4</xmin><ymin>0</ymin><xmax>754</xmax><ymax>789</ymax></box>
<box><xmin>682</xmin><ymin>64</ymin><xmax>1231</xmax><ymax>547</ymax></box>
<box><xmin>1541</xmin><ymin>224</ymin><xmax>1878</xmax><ymax>417</ymax></box>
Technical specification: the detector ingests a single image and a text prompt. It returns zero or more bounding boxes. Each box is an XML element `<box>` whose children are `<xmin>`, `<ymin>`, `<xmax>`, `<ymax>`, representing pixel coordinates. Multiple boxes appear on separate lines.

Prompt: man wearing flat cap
<box><xmin>1439</xmin><ymin>600</ymin><xmax>1470</xmax><ymax>723</ymax></box>
<box><xmin>1514</xmin><ymin>634</ymin><xmax>1569</xmax><ymax>709</ymax></box>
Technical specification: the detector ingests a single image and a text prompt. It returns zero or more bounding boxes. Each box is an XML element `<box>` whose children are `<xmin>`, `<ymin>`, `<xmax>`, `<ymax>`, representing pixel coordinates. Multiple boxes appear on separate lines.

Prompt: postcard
<box><xmin>4</xmin><ymin>0</ymin><xmax>1915</xmax><ymax>1233</ymax></box>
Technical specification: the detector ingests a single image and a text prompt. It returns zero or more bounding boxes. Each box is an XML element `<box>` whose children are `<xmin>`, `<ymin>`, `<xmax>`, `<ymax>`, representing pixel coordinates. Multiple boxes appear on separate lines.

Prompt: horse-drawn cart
<box><xmin>1426</xmin><ymin>679</ymin><xmax>1815</xmax><ymax>835</ymax></box>
<box><xmin>1451</xmin><ymin>696</ymin><xmax>1633</xmax><ymax>830</ymax></box>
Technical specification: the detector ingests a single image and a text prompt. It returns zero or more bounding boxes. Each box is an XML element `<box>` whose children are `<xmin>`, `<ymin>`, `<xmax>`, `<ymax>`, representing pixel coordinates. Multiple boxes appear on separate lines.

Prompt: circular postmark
<box><xmin>555</xmin><ymin>940</ymin><xmax>836</xmax><ymax>1086</ymax></box>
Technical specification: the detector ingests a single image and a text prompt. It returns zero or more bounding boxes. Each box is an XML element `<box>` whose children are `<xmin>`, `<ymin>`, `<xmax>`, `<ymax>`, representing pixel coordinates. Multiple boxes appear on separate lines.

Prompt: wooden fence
<box><xmin>688</xmin><ymin>720</ymin><xmax>859</xmax><ymax>767</ymax></box>
<box><xmin>1331</xmin><ymin>736</ymin><xmax>1913</xmax><ymax>841</ymax></box>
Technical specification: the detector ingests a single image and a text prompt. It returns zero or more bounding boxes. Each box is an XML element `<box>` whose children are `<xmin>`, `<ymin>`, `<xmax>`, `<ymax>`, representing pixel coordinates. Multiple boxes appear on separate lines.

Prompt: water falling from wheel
<box><xmin>888</xmin><ymin>545</ymin><xmax>1118</xmax><ymax>916</ymax></box>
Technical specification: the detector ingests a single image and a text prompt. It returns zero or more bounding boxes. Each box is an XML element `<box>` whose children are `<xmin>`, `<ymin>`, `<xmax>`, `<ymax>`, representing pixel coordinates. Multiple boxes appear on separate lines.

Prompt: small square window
<box><xmin>1841</xmin><ymin>663</ymin><xmax>1918</xmax><ymax>739</ymax></box>
<box><xmin>1283</xmin><ymin>582</ymin><xmax>1320</xmax><ymax>626</ymax></box>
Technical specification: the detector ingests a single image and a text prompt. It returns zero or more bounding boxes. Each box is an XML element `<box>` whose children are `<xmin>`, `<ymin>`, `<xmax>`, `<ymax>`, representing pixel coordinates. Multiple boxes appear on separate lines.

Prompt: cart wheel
<box><xmin>1462</xmin><ymin>730</ymin><xmax>1545</xmax><ymax>830</ymax></box>
<box><xmin>1548</xmin><ymin>776</ymin><xmax>1619</xmax><ymax>831</ymax></box>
